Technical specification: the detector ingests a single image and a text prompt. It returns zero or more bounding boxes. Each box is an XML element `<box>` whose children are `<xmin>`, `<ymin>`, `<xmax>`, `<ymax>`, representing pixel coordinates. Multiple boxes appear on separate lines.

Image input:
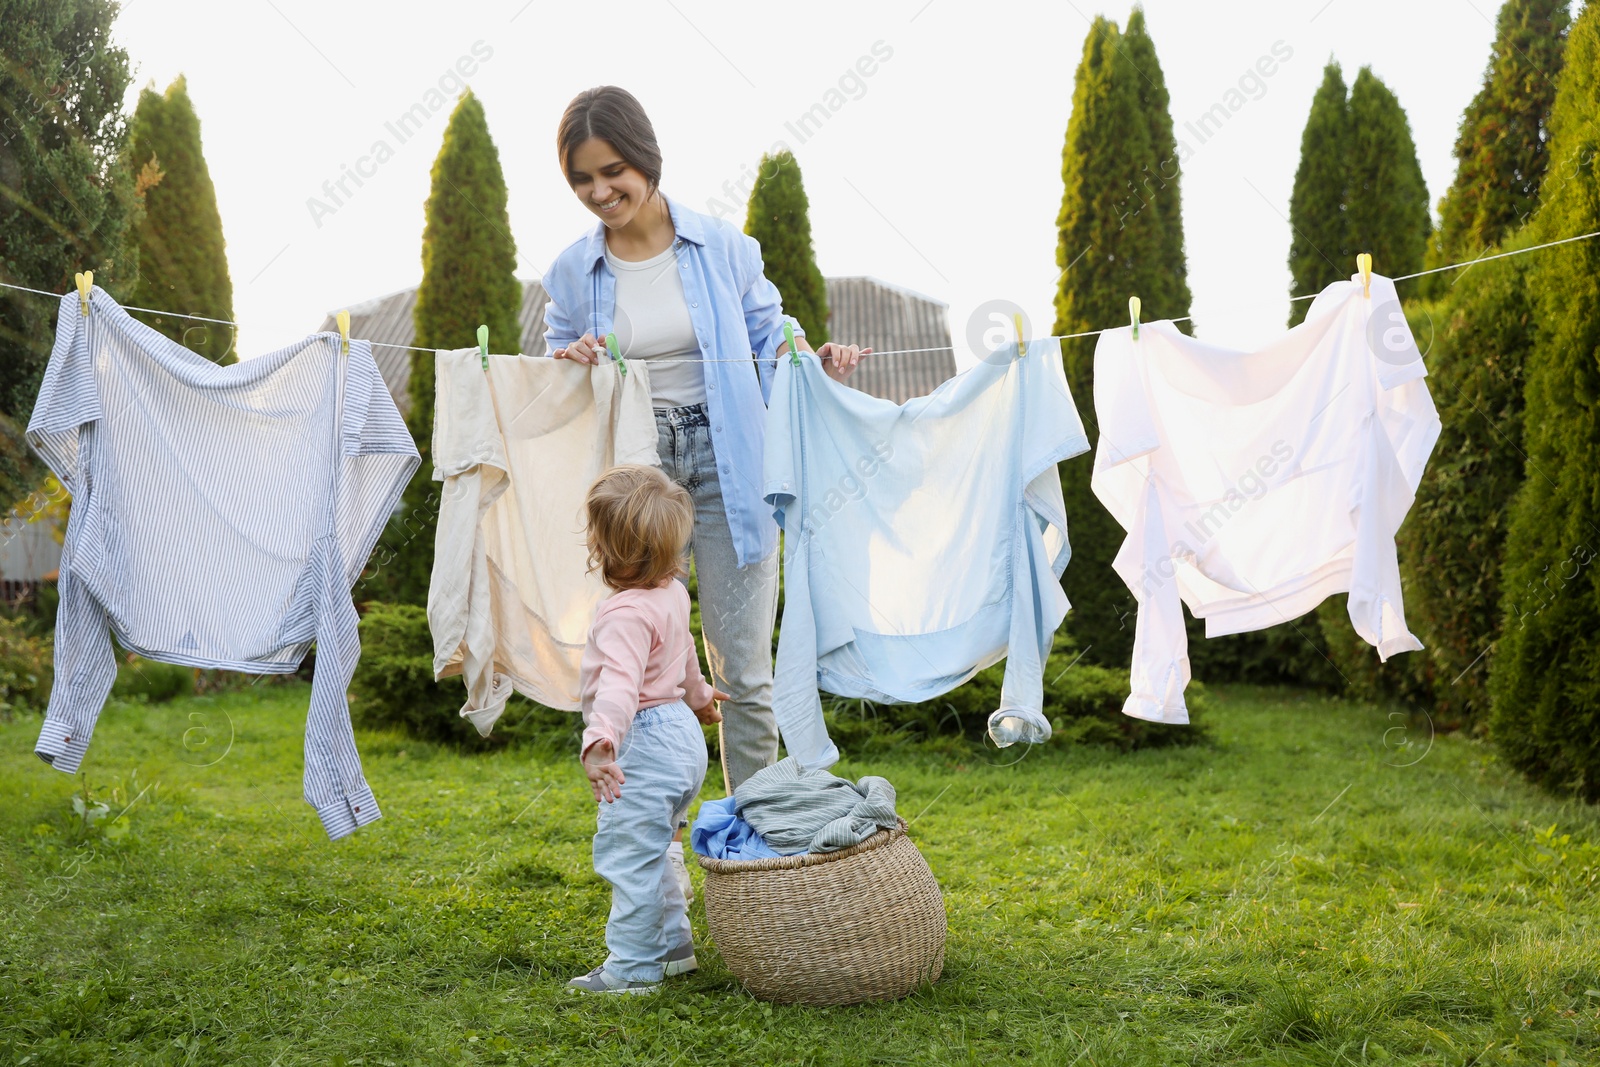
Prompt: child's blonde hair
<box><xmin>584</xmin><ymin>464</ymin><xmax>692</xmax><ymax>590</ymax></box>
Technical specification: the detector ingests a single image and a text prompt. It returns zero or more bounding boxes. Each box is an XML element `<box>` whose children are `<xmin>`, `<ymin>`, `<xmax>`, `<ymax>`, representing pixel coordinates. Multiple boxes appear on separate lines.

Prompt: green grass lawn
<box><xmin>1</xmin><ymin>682</ymin><xmax>1597</xmax><ymax>1066</ymax></box>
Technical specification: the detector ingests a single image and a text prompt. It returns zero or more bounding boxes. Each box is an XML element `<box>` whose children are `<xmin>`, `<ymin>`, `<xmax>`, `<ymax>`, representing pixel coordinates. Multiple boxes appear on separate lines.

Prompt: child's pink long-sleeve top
<box><xmin>579</xmin><ymin>579</ymin><xmax>714</xmax><ymax>760</ymax></box>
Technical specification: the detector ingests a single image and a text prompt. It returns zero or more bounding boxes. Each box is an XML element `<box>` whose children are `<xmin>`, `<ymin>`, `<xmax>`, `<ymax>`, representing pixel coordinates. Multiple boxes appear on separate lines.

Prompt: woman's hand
<box><xmin>583</xmin><ymin>739</ymin><xmax>626</xmax><ymax>803</ymax></box>
<box><xmin>553</xmin><ymin>333</ymin><xmax>605</xmax><ymax>365</ymax></box>
<box><xmin>818</xmin><ymin>342</ymin><xmax>871</xmax><ymax>382</ymax></box>
<box><xmin>691</xmin><ymin>688</ymin><xmax>731</xmax><ymax>725</ymax></box>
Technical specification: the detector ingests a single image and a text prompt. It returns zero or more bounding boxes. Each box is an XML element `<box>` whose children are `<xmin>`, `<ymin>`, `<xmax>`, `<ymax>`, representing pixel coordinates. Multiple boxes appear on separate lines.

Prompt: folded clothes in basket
<box><xmin>736</xmin><ymin>757</ymin><xmax>898</xmax><ymax>855</ymax></box>
<box><xmin>691</xmin><ymin>758</ymin><xmax>900</xmax><ymax>860</ymax></box>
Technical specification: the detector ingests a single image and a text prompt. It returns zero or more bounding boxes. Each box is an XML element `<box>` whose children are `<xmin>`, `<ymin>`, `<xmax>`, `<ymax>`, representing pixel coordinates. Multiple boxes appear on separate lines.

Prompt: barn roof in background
<box><xmin>822</xmin><ymin>276</ymin><xmax>956</xmax><ymax>405</ymax></box>
<box><xmin>318</xmin><ymin>275</ymin><xmax>954</xmax><ymax>417</ymax></box>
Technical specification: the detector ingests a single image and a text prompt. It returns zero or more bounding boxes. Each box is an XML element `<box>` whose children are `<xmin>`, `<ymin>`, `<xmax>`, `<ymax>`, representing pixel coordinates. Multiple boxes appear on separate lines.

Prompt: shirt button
<box><xmin>691</xmin><ymin>302</ymin><xmax>698</xmax><ymax>308</ymax></box>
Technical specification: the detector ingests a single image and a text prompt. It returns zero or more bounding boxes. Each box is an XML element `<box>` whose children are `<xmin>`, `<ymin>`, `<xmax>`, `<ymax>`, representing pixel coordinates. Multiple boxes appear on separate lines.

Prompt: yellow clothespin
<box><xmin>74</xmin><ymin>271</ymin><xmax>93</xmax><ymax>317</ymax></box>
<box><xmin>335</xmin><ymin>309</ymin><xmax>350</xmax><ymax>355</ymax></box>
<box><xmin>1357</xmin><ymin>253</ymin><xmax>1373</xmax><ymax>298</ymax></box>
<box><xmin>477</xmin><ymin>325</ymin><xmax>489</xmax><ymax>371</ymax></box>
<box><xmin>1129</xmin><ymin>296</ymin><xmax>1142</xmax><ymax>341</ymax></box>
<box><xmin>1013</xmin><ymin>313</ymin><xmax>1026</xmax><ymax>358</ymax></box>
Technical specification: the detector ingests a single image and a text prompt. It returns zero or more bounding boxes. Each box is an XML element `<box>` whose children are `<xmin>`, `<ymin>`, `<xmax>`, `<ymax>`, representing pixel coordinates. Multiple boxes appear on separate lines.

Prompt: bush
<box><xmin>1189</xmin><ymin>612</ymin><xmax>1344</xmax><ymax>690</ymax></box>
<box><xmin>1396</xmin><ymin>255</ymin><xmax>1534</xmax><ymax>732</ymax></box>
<box><xmin>350</xmin><ymin>602</ymin><xmax>578</xmax><ymax>749</ymax></box>
<box><xmin>110</xmin><ymin>655</ymin><xmax>194</xmax><ymax>703</ymax></box>
<box><xmin>825</xmin><ymin>630</ymin><xmax>1209</xmax><ymax>755</ymax></box>
<box><xmin>1488</xmin><ymin>3</ymin><xmax>1600</xmax><ymax>801</ymax></box>
<box><xmin>0</xmin><ymin>615</ymin><xmax>52</xmax><ymax>717</ymax></box>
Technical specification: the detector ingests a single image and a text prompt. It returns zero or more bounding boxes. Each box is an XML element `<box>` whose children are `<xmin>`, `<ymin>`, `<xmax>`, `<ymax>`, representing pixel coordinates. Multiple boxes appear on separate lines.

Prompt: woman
<box><xmin>544</xmin><ymin>85</ymin><xmax>867</xmax><ymax>799</ymax></box>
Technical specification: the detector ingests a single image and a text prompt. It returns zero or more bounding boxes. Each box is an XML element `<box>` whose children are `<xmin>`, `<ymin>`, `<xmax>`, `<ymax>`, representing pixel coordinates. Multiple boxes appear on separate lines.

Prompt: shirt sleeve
<box><xmin>540</xmin><ymin>261</ymin><xmax>581</xmax><ymax>356</ymax></box>
<box><xmin>26</xmin><ymin>291</ymin><xmax>102</xmax><ymax>493</ymax></box>
<box><xmin>580</xmin><ymin>605</ymin><xmax>654</xmax><ymax>760</ymax></box>
<box><xmin>1118</xmin><ymin>475</ymin><xmax>1192</xmax><ymax>724</ymax></box>
<box><xmin>32</xmin><ymin>563</ymin><xmax>118</xmax><ymax>774</ymax></box>
<box><xmin>736</xmin><ymin>232</ymin><xmax>803</xmax><ymax>406</ymax></box>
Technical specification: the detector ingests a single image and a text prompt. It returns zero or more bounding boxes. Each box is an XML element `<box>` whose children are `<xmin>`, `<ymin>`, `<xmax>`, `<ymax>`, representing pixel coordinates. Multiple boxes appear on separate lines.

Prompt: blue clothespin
<box><xmin>604</xmin><ymin>332</ymin><xmax>627</xmax><ymax>378</ymax></box>
<box><xmin>783</xmin><ymin>322</ymin><xmax>800</xmax><ymax>367</ymax></box>
<box><xmin>477</xmin><ymin>324</ymin><xmax>489</xmax><ymax>371</ymax></box>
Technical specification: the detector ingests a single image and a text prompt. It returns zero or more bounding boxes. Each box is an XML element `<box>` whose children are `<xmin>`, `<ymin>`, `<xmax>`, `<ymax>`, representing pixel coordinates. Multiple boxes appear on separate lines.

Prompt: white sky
<box><xmin>108</xmin><ymin>0</ymin><xmax>1539</xmax><ymax>365</ymax></box>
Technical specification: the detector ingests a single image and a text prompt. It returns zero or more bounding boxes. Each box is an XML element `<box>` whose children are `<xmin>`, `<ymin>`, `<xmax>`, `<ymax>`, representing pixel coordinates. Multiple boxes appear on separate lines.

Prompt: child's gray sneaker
<box><xmin>663</xmin><ymin>942</ymin><xmax>698</xmax><ymax>977</ymax></box>
<box><xmin>565</xmin><ymin>965</ymin><xmax>659</xmax><ymax>995</ymax></box>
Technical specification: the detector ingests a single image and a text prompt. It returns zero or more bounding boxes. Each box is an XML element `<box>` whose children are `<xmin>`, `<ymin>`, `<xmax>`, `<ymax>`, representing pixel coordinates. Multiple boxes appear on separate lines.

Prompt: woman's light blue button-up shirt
<box><xmin>541</xmin><ymin>195</ymin><xmax>804</xmax><ymax>569</ymax></box>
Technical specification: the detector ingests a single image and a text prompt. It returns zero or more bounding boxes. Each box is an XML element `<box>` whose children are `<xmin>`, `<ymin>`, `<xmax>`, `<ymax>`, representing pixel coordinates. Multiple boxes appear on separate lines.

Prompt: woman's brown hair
<box><xmin>584</xmin><ymin>464</ymin><xmax>691</xmax><ymax>590</ymax></box>
<box><xmin>557</xmin><ymin>86</ymin><xmax>663</xmax><ymax>191</ymax></box>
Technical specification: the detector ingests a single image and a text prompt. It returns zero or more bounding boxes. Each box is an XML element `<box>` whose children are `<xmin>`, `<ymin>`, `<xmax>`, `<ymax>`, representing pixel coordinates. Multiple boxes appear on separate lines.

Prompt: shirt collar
<box><xmin>584</xmin><ymin>193</ymin><xmax>704</xmax><ymax>271</ymax></box>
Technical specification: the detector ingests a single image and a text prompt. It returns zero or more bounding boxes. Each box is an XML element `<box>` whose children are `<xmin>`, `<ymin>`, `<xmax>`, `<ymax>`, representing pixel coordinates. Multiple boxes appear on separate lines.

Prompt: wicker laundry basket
<box><xmin>696</xmin><ymin>820</ymin><xmax>946</xmax><ymax>1005</ymax></box>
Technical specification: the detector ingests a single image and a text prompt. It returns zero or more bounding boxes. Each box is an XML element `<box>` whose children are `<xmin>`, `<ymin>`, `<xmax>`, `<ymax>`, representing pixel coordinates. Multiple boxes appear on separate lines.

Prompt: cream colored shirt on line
<box><xmin>428</xmin><ymin>349</ymin><xmax>659</xmax><ymax>735</ymax></box>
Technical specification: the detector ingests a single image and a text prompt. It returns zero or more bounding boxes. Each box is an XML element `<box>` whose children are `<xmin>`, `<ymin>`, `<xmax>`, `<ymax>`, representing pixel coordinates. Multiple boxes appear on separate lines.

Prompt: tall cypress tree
<box><xmin>744</xmin><ymin>150</ymin><xmax>828</xmax><ymax>346</ymax></box>
<box><xmin>1054</xmin><ymin>14</ymin><xmax>1187</xmax><ymax>666</ymax></box>
<box><xmin>1285</xmin><ymin>64</ymin><xmax>1432</xmax><ymax>317</ymax></box>
<box><xmin>1287</xmin><ymin>63</ymin><xmax>1353</xmax><ymax>327</ymax></box>
<box><xmin>1364</xmin><ymin>1</ymin><xmax>1567</xmax><ymax>729</ymax></box>
<box><xmin>1121</xmin><ymin>6</ymin><xmax>1192</xmax><ymax>328</ymax></box>
<box><xmin>1490</xmin><ymin>2</ymin><xmax>1600</xmax><ymax>800</ymax></box>
<box><xmin>1431</xmin><ymin>0</ymin><xmax>1570</xmax><ymax>272</ymax></box>
<box><xmin>371</xmin><ymin>90</ymin><xmax>520</xmax><ymax>605</ymax></box>
<box><xmin>1345</xmin><ymin>67</ymin><xmax>1432</xmax><ymax>286</ymax></box>
<box><xmin>0</xmin><ymin>0</ymin><xmax>137</xmax><ymax>505</ymax></box>
<box><xmin>128</xmin><ymin>76</ymin><xmax>235</xmax><ymax>363</ymax></box>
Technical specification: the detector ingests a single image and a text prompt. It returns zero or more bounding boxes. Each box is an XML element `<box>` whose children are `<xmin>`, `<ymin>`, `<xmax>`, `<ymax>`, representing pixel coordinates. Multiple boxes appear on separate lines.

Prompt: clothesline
<box><xmin>2</xmin><ymin>227</ymin><xmax>1596</xmax><ymax>363</ymax></box>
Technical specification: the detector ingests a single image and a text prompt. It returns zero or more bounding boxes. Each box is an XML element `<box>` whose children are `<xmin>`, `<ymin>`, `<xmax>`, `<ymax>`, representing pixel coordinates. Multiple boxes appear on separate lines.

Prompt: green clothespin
<box><xmin>604</xmin><ymin>332</ymin><xmax>626</xmax><ymax>377</ymax></box>
<box><xmin>477</xmin><ymin>324</ymin><xmax>489</xmax><ymax>371</ymax></box>
<box><xmin>783</xmin><ymin>322</ymin><xmax>800</xmax><ymax>367</ymax></box>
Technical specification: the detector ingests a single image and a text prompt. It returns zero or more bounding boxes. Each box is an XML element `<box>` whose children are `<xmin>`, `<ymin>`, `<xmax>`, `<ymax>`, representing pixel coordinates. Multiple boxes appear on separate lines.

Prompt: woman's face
<box><xmin>566</xmin><ymin>137</ymin><xmax>654</xmax><ymax>229</ymax></box>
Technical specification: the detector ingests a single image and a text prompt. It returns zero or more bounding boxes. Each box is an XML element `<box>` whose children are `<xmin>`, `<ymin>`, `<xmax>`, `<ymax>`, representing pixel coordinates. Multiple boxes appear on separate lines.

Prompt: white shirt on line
<box><xmin>1090</xmin><ymin>271</ymin><xmax>1441</xmax><ymax>725</ymax></box>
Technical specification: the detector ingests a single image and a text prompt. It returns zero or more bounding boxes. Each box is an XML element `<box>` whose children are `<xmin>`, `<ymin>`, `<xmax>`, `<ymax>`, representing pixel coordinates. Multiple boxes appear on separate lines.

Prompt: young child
<box><xmin>567</xmin><ymin>464</ymin><xmax>727</xmax><ymax>995</ymax></box>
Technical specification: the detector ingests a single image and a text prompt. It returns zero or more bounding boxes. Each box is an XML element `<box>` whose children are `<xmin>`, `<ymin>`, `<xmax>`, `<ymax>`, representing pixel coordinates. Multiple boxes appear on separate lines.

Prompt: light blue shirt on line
<box><xmin>763</xmin><ymin>340</ymin><xmax>1091</xmax><ymax>769</ymax></box>
<box><xmin>540</xmin><ymin>195</ymin><xmax>805</xmax><ymax>569</ymax></box>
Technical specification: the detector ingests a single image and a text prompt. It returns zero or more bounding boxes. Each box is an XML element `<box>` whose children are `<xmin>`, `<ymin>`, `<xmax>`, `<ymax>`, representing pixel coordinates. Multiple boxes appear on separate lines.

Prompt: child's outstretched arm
<box><xmin>581</xmin><ymin>606</ymin><xmax>653</xmax><ymax>798</ymax></box>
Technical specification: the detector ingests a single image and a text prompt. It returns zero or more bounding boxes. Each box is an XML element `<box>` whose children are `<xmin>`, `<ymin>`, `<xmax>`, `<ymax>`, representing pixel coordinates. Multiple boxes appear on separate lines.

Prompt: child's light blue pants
<box><xmin>593</xmin><ymin>699</ymin><xmax>708</xmax><ymax>983</ymax></box>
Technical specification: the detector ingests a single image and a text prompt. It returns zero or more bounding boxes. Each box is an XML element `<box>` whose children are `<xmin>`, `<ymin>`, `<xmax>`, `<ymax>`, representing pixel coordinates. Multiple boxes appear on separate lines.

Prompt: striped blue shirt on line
<box><xmin>27</xmin><ymin>287</ymin><xmax>419</xmax><ymax>840</ymax></box>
